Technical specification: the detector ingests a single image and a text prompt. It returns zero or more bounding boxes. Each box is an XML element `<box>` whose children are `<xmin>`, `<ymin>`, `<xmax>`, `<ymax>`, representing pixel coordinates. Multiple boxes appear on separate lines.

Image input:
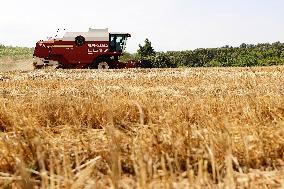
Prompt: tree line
<box><xmin>1</xmin><ymin>40</ymin><xmax>284</xmax><ymax>67</ymax></box>
<box><xmin>130</xmin><ymin>39</ymin><xmax>284</xmax><ymax>67</ymax></box>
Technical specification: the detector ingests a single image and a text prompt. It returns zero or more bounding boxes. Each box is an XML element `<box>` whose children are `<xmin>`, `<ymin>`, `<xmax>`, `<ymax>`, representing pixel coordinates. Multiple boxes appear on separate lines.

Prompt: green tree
<box><xmin>137</xmin><ymin>38</ymin><xmax>155</xmax><ymax>59</ymax></box>
<box><xmin>119</xmin><ymin>51</ymin><xmax>135</xmax><ymax>62</ymax></box>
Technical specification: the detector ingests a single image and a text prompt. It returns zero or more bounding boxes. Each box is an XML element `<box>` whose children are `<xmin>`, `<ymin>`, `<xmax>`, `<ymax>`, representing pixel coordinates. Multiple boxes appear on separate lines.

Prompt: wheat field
<box><xmin>0</xmin><ymin>67</ymin><xmax>283</xmax><ymax>188</ymax></box>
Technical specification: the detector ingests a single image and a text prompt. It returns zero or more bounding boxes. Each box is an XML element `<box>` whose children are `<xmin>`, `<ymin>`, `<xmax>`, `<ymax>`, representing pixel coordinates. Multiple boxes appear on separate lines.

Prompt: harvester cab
<box><xmin>109</xmin><ymin>33</ymin><xmax>131</xmax><ymax>53</ymax></box>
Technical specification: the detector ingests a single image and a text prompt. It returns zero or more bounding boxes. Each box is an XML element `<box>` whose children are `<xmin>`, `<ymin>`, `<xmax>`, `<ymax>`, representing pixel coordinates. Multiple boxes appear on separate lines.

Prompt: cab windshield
<box><xmin>110</xmin><ymin>34</ymin><xmax>129</xmax><ymax>52</ymax></box>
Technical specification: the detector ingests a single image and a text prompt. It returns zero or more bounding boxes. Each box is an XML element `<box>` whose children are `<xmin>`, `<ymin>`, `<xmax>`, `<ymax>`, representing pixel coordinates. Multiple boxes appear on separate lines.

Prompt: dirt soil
<box><xmin>0</xmin><ymin>59</ymin><xmax>34</xmax><ymax>72</ymax></box>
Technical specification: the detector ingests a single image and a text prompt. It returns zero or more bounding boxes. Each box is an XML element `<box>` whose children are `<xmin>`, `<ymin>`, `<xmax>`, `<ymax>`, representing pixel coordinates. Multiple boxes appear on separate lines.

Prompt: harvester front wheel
<box><xmin>89</xmin><ymin>57</ymin><xmax>112</xmax><ymax>69</ymax></box>
<box><xmin>97</xmin><ymin>62</ymin><xmax>109</xmax><ymax>69</ymax></box>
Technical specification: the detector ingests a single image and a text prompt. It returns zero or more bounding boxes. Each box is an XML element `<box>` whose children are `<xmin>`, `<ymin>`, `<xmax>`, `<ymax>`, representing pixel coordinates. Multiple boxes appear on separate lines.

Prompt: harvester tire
<box><xmin>89</xmin><ymin>57</ymin><xmax>112</xmax><ymax>69</ymax></box>
<box><xmin>97</xmin><ymin>62</ymin><xmax>109</xmax><ymax>69</ymax></box>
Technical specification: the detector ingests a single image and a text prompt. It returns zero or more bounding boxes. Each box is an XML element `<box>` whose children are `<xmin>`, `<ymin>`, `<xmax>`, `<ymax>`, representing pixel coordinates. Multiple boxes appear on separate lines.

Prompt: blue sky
<box><xmin>0</xmin><ymin>0</ymin><xmax>283</xmax><ymax>52</ymax></box>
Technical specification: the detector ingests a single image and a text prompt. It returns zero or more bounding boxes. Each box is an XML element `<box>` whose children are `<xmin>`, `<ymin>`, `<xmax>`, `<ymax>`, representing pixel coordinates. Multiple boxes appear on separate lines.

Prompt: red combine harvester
<box><xmin>33</xmin><ymin>28</ymin><xmax>151</xmax><ymax>69</ymax></box>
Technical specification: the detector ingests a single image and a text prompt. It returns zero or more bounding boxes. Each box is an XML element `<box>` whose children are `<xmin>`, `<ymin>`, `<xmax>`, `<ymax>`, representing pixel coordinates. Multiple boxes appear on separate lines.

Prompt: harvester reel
<box><xmin>75</xmin><ymin>35</ymin><xmax>85</xmax><ymax>46</ymax></box>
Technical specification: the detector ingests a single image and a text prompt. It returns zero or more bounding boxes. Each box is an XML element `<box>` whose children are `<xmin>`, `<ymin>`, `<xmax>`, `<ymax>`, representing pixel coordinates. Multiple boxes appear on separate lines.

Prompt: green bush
<box><xmin>147</xmin><ymin>53</ymin><xmax>177</xmax><ymax>68</ymax></box>
<box><xmin>0</xmin><ymin>44</ymin><xmax>33</xmax><ymax>60</ymax></box>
